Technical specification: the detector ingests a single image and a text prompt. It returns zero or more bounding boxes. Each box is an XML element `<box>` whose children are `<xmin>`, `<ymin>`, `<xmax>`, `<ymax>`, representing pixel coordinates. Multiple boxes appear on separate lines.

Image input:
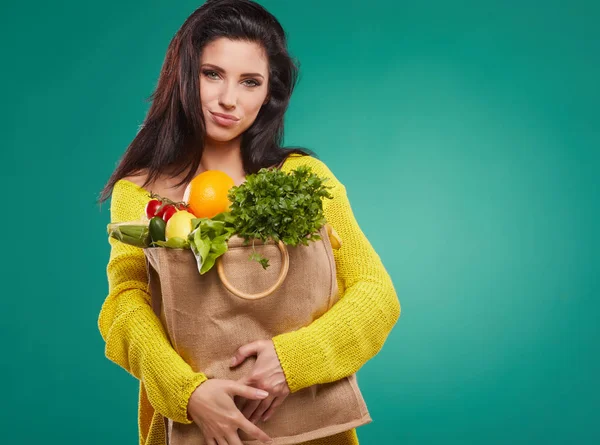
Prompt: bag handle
<box><xmin>216</xmin><ymin>240</ymin><xmax>290</xmax><ymax>300</ymax></box>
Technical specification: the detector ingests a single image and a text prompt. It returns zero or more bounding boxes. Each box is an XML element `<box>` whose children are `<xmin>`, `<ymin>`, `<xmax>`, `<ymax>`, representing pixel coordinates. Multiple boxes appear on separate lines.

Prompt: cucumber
<box><xmin>149</xmin><ymin>217</ymin><xmax>167</xmax><ymax>246</ymax></box>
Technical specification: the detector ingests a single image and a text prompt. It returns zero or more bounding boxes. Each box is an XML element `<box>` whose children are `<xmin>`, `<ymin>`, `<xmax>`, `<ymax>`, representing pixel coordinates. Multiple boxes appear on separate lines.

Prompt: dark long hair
<box><xmin>98</xmin><ymin>0</ymin><xmax>314</xmax><ymax>203</ymax></box>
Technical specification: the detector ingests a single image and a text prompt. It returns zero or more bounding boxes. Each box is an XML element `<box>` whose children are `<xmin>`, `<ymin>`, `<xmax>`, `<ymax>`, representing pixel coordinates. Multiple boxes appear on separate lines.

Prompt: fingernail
<box><xmin>257</xmin><ymin>389</ymin><xmax>269</xmax><ymax>397</ymax></box>
<box><xmin>263</xmin><ymin>415</ymin><xmax>269</xmax><ymax>422</ymax></box>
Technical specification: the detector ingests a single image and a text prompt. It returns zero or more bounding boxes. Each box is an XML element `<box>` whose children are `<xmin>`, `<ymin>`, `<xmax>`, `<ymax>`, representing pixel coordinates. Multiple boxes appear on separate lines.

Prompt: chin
<box><xmin>206</xmin><ymin>128</ymin><xmax>242</xmax><ymax>143</ymax></box>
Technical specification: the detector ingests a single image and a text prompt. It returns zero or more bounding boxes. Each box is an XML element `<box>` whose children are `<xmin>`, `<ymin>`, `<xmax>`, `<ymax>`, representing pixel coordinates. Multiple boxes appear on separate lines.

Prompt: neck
<box><xmin>197</xmin><ymin>136</ymin><xmax>246</xmax><ymax>184</ymax></box>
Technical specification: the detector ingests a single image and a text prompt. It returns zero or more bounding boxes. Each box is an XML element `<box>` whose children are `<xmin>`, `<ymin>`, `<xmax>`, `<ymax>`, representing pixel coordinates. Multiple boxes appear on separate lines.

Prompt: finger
<box><xmin>229</xmin><ymin>382</ymin><xmax>269</xmax><ymax>401</ymax></box>
<box><xmin>236</xmin><ymin>374</ymin><xmax>252</xmax><ymax>386</ymax></box>
<box><xmin>231</xmin><ymin>340</ymin><xmax>264</xmax><ymax>367</ymax></box>
<box><xmin>215</xmin><ymin>437</ymin><xmax>229</xmax><ymax>445</ymax></box>
<box><xmin>261</xmin><ymin>396</ymin><xmax>284</xmax><ymax>422</ymax></box>
<box><xmin>205</xmin><ymin>438</ymin><xmax>217</xmax><ymax>445</ymax></box>
<box><xmin>237</xmin><ymin>416</ymin><xmax>272</xmax><ymax>444</ymax></box>
<box><xmin>249</xmin><ymin>397</ymin><xmax>273</xmax><ymax>424</ymax></box>
<box><xmin>237</xmin><ymin>373</ymin><xmax>262</xmax><ymax>389</ymax></box>
<box><xmin>241</xmin><ymin>398</ymin><xmax>261</xmax><ymax>420</ymax></box>
<box><xmin>226</xmin><ymin>432</ymin><xmax>244</xmax><ymax>445</ymax></box>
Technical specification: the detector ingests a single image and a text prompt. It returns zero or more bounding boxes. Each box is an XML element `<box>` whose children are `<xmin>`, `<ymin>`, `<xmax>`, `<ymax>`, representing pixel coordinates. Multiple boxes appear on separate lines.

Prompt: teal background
<box><xmin>2</xmin><ymin>0</ymin><xmax>598</xmax><ymax>443</ymax></box>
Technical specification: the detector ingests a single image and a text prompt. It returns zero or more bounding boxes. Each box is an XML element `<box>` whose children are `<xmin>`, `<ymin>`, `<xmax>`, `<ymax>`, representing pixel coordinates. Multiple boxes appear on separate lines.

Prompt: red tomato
<box><xmin>161</xmin><ymin>205</ymin><xmax>178</xmax><ymax>222</ymax></box>
<box><xmin>145</xmin><ymin>200</ymin><xmax>163</xmax><ymax>219</ymax></box>
<box><xmin>176</xmin><ymin>203</ymin><xmax>189</xmax><ymax>211</ymax></box>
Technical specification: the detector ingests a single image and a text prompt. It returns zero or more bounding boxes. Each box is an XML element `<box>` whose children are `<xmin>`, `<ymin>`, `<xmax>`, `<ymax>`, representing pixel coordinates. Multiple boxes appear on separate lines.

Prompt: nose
<box><xmin>218</xmin><ymin>80</ymin><xmax>237</xmax><ymax>109</ymax></box>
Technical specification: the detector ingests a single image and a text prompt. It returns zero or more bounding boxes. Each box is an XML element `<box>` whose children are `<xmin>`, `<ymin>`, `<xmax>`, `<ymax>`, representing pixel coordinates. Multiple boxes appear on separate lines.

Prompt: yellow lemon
<box><xmin>165</xmin><ymin>210</ymin><xmax>196</xmax><ymax>241</ymax></box>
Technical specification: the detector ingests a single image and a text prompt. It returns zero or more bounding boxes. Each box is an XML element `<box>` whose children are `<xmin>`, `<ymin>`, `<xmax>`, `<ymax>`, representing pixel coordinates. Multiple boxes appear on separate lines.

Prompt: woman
<box><xmin>97</xmin><ymin>1</ymin><xmax>401</xmax><ymax>444</ymax></box>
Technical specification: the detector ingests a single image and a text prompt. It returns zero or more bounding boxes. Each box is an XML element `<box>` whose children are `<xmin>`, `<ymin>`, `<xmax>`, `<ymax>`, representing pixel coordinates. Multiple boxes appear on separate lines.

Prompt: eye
<box><xmin>243</xmin><ymin>79</ymin><xmax>261</xmax><ymax>87</ymax></box>
<box><xmin>202</xmin><ymin>70</ymin><xmax>220</xmax><ymax>80</ymax></box>
<box><xmin>202</xmin><ymin>70</ymin><xmax>261</xmax><ymax>87</ymax></box>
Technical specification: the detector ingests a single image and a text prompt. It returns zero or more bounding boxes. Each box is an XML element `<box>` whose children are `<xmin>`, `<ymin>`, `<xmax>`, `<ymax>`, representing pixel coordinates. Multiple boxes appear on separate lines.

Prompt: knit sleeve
<box><xmin>272</xmin><ymin>157</ymin><xmax>401</xmax><ymax>393</ymax></box>
<box><xmin>97</xmin><ymin>180</ymin><xmax>208</xmax><ymax>423</ymax></box>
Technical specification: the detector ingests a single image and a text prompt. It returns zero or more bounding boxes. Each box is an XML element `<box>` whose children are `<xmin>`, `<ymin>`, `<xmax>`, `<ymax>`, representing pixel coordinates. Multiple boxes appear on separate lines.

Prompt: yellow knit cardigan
<box><xmin>98</xmin><ymin>154</ymin><xmax>400</xmax><ymax>445</ymax></box>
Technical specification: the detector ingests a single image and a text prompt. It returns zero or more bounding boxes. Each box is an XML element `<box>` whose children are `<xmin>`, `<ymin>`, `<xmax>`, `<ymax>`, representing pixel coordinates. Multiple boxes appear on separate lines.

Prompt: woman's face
<box><xmin>199</xmin><ymin>38</ymin><xmax>270</xmax><ymax>143</ymax></box>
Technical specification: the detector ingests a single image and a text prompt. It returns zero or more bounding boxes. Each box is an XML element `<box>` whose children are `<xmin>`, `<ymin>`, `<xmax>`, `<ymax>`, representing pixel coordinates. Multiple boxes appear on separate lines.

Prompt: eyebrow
<box><xmin>201</xmin><ymin>64</ymin><xmax>265</xmax><ymax>79</ymax></box>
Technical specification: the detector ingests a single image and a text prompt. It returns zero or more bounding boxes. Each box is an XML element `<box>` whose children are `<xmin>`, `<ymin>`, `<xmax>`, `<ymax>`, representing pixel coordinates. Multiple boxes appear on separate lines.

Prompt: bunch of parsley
<box><xmin>227</xmin><ymin>165</ymin><xmax>334</xmax><ymax>268</ymax></box>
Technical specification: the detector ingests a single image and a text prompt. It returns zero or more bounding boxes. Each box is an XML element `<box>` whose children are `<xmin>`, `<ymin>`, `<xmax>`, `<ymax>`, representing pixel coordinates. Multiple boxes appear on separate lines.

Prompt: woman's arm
<box><xmin>98</xmin><ymin>180</ymin><xmax>208</xmax><ymax>423</ymax></box>
<box><xmin>272</xmin><ymin>159</ymin><xmax>401</xmax><ymax>393</ymax></box>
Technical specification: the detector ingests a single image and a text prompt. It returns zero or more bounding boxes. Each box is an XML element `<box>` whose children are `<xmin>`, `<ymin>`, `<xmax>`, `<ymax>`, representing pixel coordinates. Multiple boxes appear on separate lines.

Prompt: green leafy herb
<box><xmin>154</xmin><ymin>237</ymin><xmax>189</xmax><ymax>249</ymax></box>
<box><xmin>188</xmin><ymin>214</ymin><xmax>236</xmax><ymax>274</ymax></box>
<box><xmin>249</xmin><ymin>250</ymin><xmax>270</xmax><ymax>270</ymax></box>
<box><xmin>227</xmin><ymin>165</ymin><xmax>334</xmax><ymax>267</ymax></box>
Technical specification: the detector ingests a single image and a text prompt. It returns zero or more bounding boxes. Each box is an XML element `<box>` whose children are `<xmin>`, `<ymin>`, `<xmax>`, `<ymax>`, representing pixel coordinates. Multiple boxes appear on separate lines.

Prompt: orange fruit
<box><xmin>183</xmin><ymin>170</ymin><xmax>236</xmax><ymax>218</ymax></box>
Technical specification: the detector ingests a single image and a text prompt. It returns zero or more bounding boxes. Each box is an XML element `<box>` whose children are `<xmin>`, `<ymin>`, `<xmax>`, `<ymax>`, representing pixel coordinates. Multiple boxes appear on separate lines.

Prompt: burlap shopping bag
<box><xmin>144</xmin><ymin>224</ymin><xmax>371</xmax><ymax>445</ymax></box>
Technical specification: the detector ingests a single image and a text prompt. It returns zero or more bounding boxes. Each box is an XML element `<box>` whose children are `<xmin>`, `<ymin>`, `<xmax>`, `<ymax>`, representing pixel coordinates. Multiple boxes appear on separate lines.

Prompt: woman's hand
<box><xmin>187</xmin><ymin>378</ymin><xmax>273</xmax><ymax>445</ymax></box>
<box><xmin>230</xmin><ymin>339</ymin><xmax>291</xmax><ymax>423</ymax></box>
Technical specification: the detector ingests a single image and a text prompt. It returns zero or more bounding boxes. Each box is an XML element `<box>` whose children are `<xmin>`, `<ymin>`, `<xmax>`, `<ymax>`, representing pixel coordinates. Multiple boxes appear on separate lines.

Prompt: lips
<box><xmin>210</xmin><ymin>111</ymin><xmax>239</xmax><ymax>121</ymax></box>
<box><xmin>209</xmin><ymin>111</ymin><xmax>239</xmax><ymax>128</ymax></box>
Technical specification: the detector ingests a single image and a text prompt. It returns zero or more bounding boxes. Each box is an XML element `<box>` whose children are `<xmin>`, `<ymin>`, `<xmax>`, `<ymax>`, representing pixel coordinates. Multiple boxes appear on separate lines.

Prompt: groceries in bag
<box><xmin>107</xmin><ymin>166</ymin><xmax>370</xmax><ymax>445</ymax></box>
